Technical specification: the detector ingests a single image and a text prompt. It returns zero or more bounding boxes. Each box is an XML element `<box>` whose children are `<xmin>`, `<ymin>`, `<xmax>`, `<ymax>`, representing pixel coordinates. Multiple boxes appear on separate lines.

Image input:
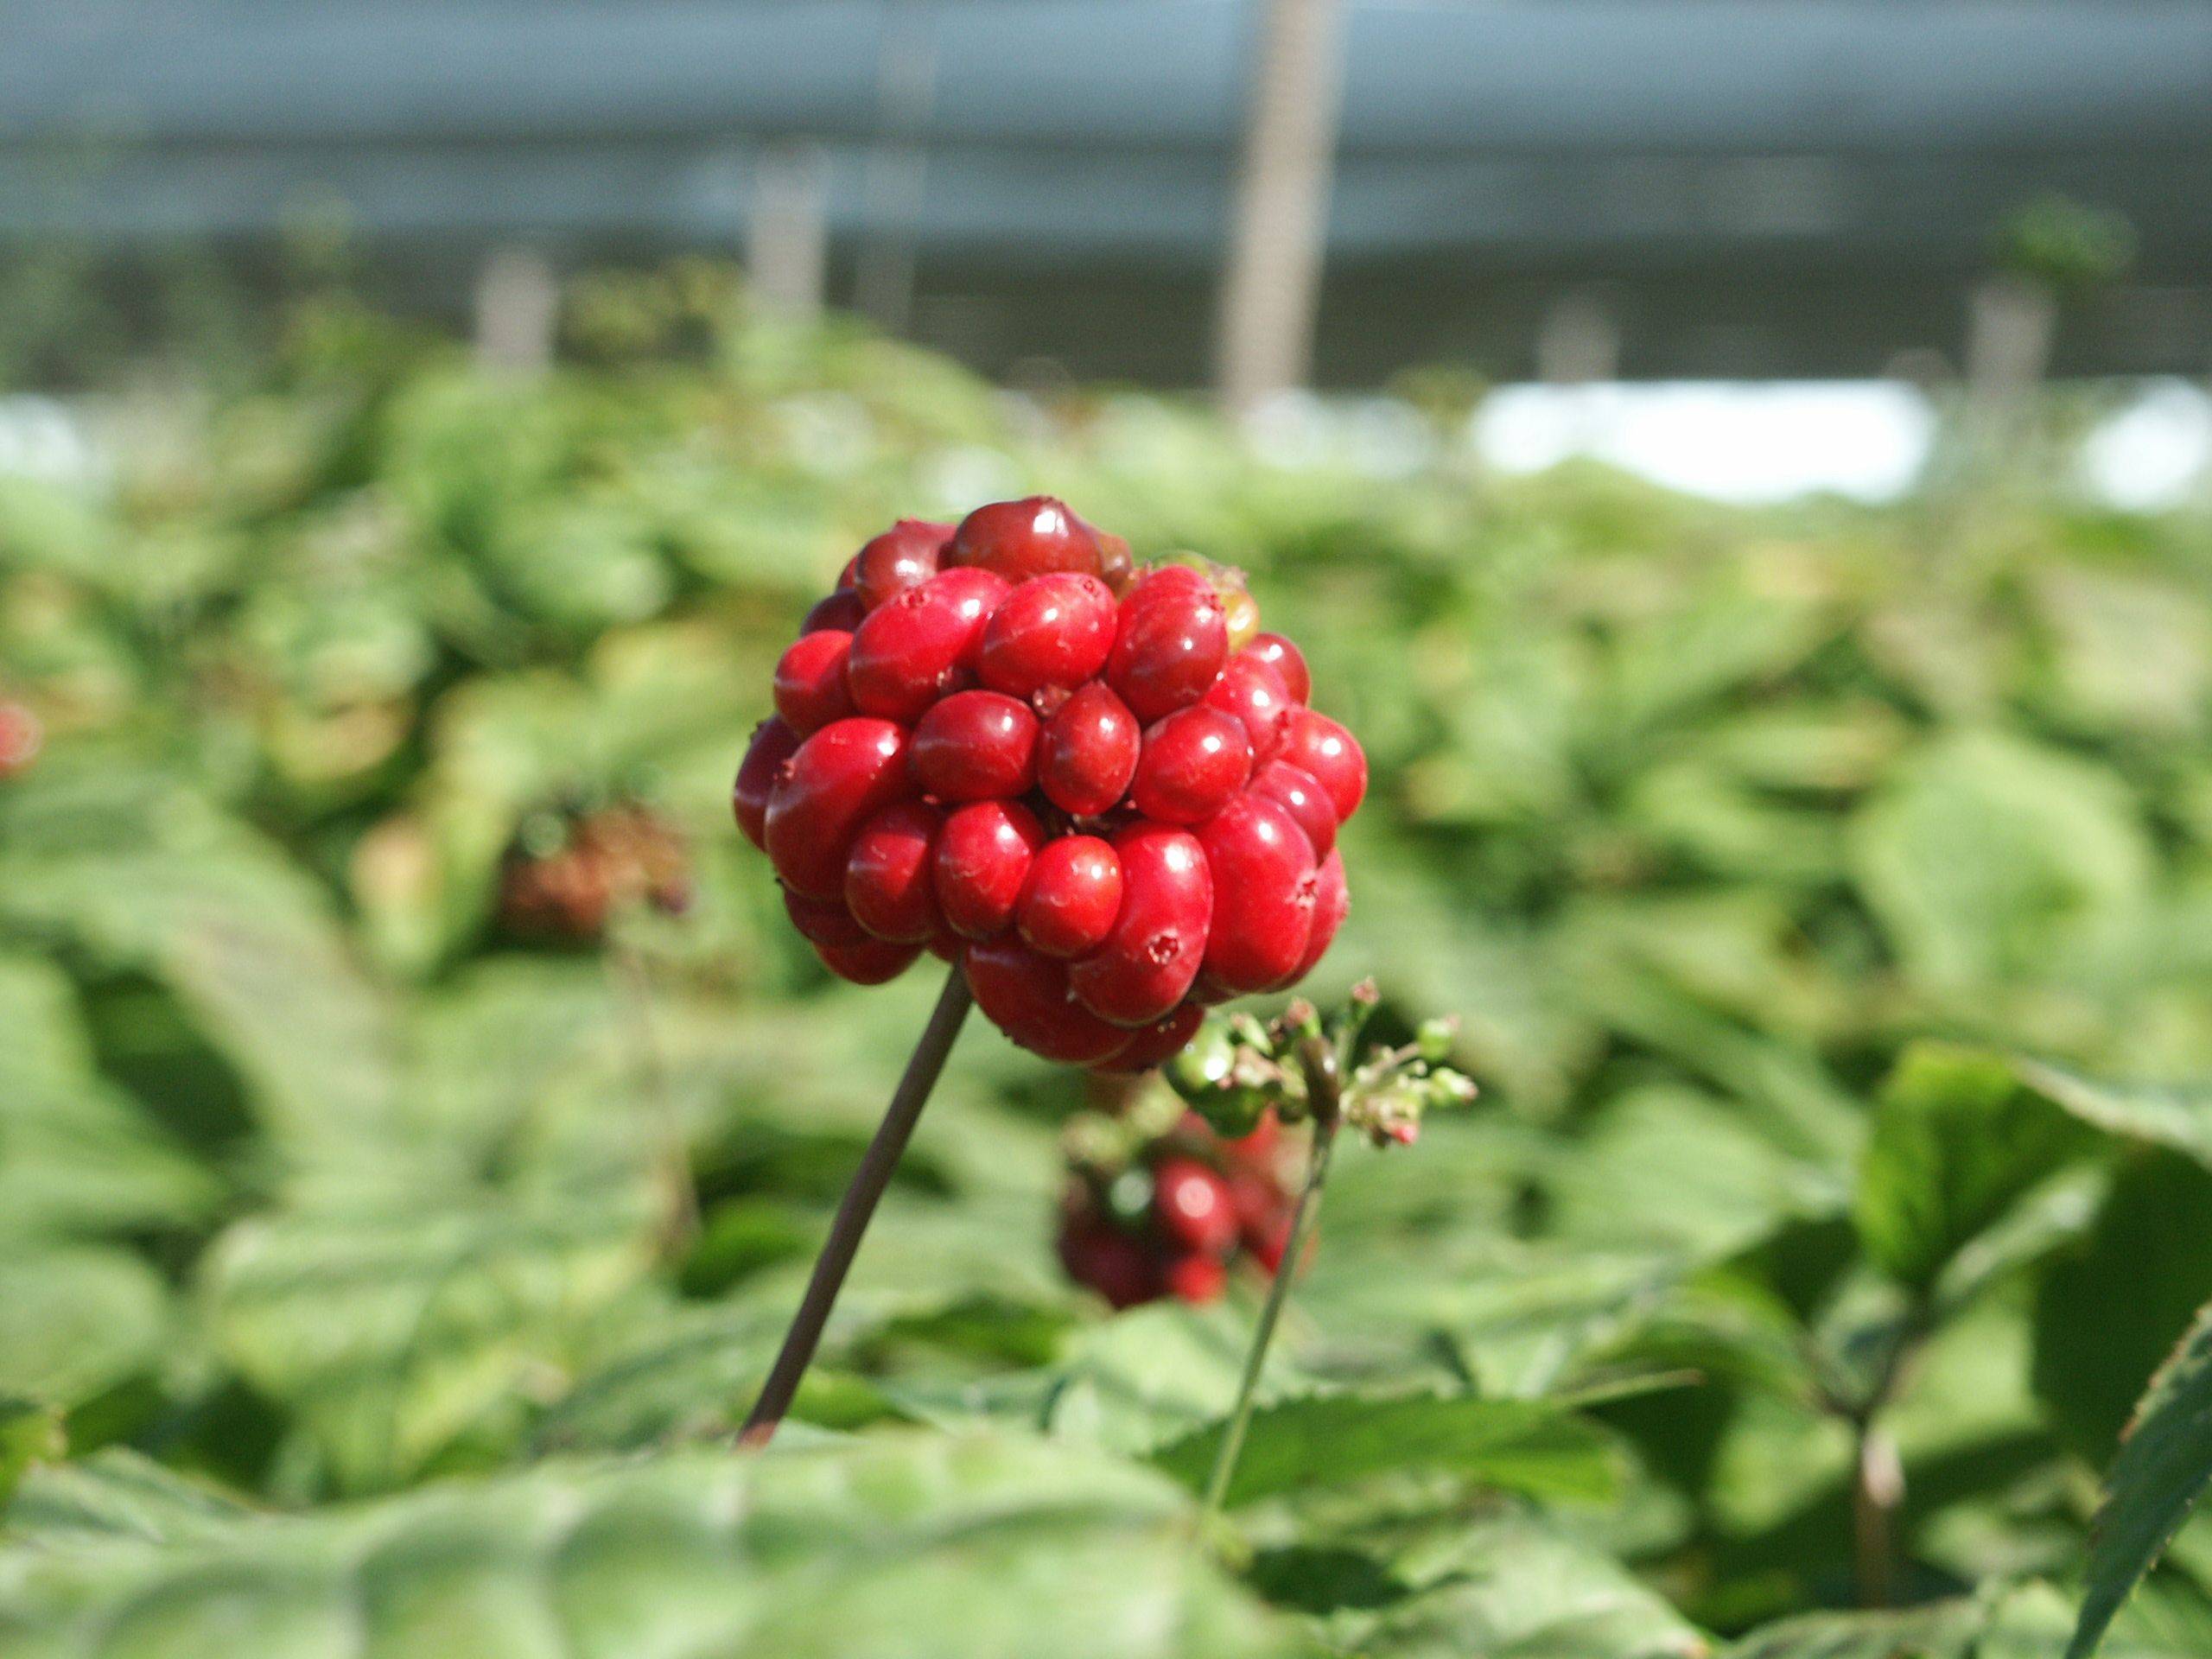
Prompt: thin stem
<box><xmin>607</xmin><ymin>936</ymin><xmax>698</xmax><ymax>1261</ymax></box>
<box><xmin>1851</xmin><ymin>1421</ymin><xmax>1903</xmax><ymax>1607</ymax></box>
<box><xmin>1202</xmin><ymin>1099</ymin><xmax>1340</xmax><ymax>1514</ymax></box>
<box><xmin>738</xmin><ymin>967</ymin><xmax>973</xmax><ymax>1449</ymax></box>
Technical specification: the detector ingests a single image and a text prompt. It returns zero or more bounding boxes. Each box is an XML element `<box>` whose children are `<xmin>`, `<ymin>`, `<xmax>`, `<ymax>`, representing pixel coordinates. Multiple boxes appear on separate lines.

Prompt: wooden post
<box><xmin>855</xmin><ymin>0</ymin><xmax>936</xmax><ymax>333</ymax></box>
<box><xmin>747</xmin><ymin>143</ymin><xmax>830</xmax><ymax>318</ymax></box>
<box><xmin>1214</xmin><ymin>0</ymin><xmax>1349</xmax><ymax>416</ymax></box>
<box><xmin>473</xmin><ymin>247</ymin><xmax>558</xmax><ymax>376</ymax></box>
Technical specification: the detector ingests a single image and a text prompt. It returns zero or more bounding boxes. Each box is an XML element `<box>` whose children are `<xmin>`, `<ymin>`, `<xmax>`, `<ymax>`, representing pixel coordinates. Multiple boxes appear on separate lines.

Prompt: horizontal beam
<box><xmin>6</xmin><ymin>0</ymin><xmax>2209</xmax><ymax>157</ymax></box>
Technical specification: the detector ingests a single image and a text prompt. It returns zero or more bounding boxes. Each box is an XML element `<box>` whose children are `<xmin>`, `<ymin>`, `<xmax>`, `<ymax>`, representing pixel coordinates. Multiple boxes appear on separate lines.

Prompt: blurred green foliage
<box><xmin>3</xmin><ymin>278</ymin><xmax>2212</xmax><ymax>1656</ymax></box>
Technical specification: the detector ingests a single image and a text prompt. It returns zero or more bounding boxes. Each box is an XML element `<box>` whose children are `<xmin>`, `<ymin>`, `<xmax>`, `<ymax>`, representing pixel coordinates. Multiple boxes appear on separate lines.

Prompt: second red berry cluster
<box><xmin>733</xmin><ymin>497</ymin><xmax>1365</xmax><ymax>1071</ymax></box>
<box><xmin>1058</xmin><ymin>1112</ymin><xmax>1300</xmax><ymax>1307</ymax></box>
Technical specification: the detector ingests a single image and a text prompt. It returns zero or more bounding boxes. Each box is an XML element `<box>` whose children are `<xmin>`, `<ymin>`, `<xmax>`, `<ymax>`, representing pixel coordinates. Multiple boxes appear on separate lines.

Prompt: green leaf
<box><xmin>1</xmin><ymin>1451</ymin><xmax>255</xmax><ymax>1553</ymax></box>
<box><xmin>1850</xmin><ymin>730</ymin><xmax>2154</xmax><ymax>993</ymax></box>
<box><xmin>0</xmin><ymin>1402</ymin><xmax>63</xmax><ymax>1510</ymax></box>
<box><xmin>1148</xmin><ymin>1390</ymin><xmax>1618</xmax><ymax>1510</ymax></box>
<box><xmin>2069</xmin><ymin>1299</ymin><xmax>2212</xmax><ymax>1659</ymax></box>
<box><xmin>0</xmin><ymin>954</ymin><xmax>218</xmax><ymax>1242</ymax></box>
<box><xmin>2034</xmin><ymin>1153</ymin><xmax>2212</xmax><ymax>1460</ymax></box>
<box><xmin>0</xmin><ymin>1250</ymin><xmax>168</xmax><ymax>1409</ymax></box>
<box><xmin>0</xmin><ymin>1433</ymin><xmax>1289</xmax><ymax>1658</ymax></box>
<box><xmin>200</xmin><ymin>1188</ymin><xmax>661</xmax><ymax>1493</ymax></box>
<box><xmin>2007</xmin><ymin>1058</ymin><xmax>2212</xmax><ymax>1172</ymax></box>
<box><xmin>1325</xmin><ymin>1514</ymin><xmax>1707</xmax><ymax>1657</ymax></box>
<box><xmin>1855</xmin><ymin>1044</ymin><xmax>2096</xmax><ymax>1294</ymax></box>
<box><xmin>1724</xmin><ymin>1596</ymin><xmax>1987</xmax><ymax>1658</ymax></box>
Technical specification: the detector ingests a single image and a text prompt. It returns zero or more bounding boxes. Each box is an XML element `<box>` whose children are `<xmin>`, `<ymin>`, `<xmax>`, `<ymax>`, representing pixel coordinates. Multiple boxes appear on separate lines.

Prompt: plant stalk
<box><xmin>1202</xmin><ymin>1048</ymin><xmax>1343</xmax><ymax>1514</ymax></box>
<box><xmin>1851</xmin><ymin>1420</ymin><xmax>1903</xmax><ymax>1607</ymax></box>
<box><xmin>738</xmin><ymin>966</ymin><xmax>972</xmax><ymax>1448</ymax></box>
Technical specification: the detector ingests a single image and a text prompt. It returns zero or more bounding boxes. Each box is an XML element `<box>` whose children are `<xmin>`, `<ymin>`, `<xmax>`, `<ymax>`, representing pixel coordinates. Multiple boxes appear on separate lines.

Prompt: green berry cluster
<box><xmin>1167</xmin><ymin>979</ymin><xmax>1478</xmax><ymax>1147</ymax></box>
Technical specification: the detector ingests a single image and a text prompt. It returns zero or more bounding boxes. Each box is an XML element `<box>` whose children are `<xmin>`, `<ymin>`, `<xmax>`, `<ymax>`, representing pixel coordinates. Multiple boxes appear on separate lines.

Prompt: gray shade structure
<box><xmin>4</xmin><ymin>0</ymin><xmax>2210</xmax><ymax>383</ymax></box>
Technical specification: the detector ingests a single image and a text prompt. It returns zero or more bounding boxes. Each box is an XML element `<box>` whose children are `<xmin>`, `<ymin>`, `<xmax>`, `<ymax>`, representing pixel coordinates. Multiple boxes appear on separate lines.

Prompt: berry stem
<box><xmin>1201</xmin><ymin>1039</ymin><xmax>1343</xmax><ymax>1514</ymax></box>
<box><xmin>738</xmin><ymin>965</ymin><xmax>973</xmax><ymax>1448</ymax></box>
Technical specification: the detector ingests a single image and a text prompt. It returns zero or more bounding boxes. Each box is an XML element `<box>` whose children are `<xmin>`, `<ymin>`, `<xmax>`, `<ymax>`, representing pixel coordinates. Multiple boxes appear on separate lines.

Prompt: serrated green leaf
<box><xmin>1</xmin><ymin>1451</ymin><xmax>255</xmax><ymax>1554</ymax></box>
<box><xmin>200</xmin><ymin>1190</ymin><xmax>661</xmax><ymax>1493</ymax></box>
<box><xmin>2069</xmin><ymin>1300</ymin><xmax>2212</xmax><ymax>1659</ymax></box>
<box><xmin>1855</xmin><ymin>1043</ymin><xmax>2098</xmax><ymax>1294</ymax></box>
<box><xmin>1148</xmin><ymin>1390</ymin><xmax>1618</xmax><ymax>1510</ymax></box>
<box><xmin>1724</xmin><ymin>1595</ymin><xmax>1986</xmax><ymax>1658</ymax></box>
<box><xmin>0</xmin><ymin>1433</ymin><xmax>1289</xmax><ymax>1658</ymax></box>
<box><xmin>1328</xmin><ymin>1514</ymin><xmax>1708</xmax><ymax>1658</ymax></box>
<box><xmin>1850</xmin><ymin>731</ymin><xmax>2153</xmax><ymax>994</ymax></box>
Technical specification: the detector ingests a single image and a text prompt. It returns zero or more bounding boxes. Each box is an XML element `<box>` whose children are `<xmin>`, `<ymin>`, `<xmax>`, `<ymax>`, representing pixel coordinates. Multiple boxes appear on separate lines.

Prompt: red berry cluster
<box><xmin>1058</xmin><ymin>1112</ymin><xmax>1299</xmax><ymax>1307</ymax></box>
<box><xmin>499</xmin><ymin>804</ymin><xmax>692</xmax><ymax>944</ymax></box>
<box><xmin>0</xmin><ymin>702</ymin><xmax>41</xmax><ymax>780</ymax></box>
<box><xmin>733</xmin><ymin>498</ymin><xmax>1365</xmax><ymax>1071</ymax></box>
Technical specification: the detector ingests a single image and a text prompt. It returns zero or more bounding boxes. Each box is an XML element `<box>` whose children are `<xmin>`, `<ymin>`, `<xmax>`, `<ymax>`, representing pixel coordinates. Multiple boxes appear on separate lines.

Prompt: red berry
<box><xmin>1153</xmin><ymin>1157</ymin><xmax>1239</xmax><ymax>1255</ymax></box>
<box><xmin>803</xmin><ymin>589</ymin><xmax>866</xmax><ymax>634</ymax></box>
<box><xmin>764</xmin><ymin>717</ymin><xmax>914</xmax><ymax>900</ymax></box>
<box><xmin>1037</xmin><ymin>682</ymin><xmax>1141</xmax><ymax>818</ymax></box>
<box><xmin>1277</xmin><ymin>709</ymin><xmax>1366</xmax><ymax>822</ymax></box>
<box><xmin>1203</xmin><ymin>652</ymin><xmax>1294</xmax><ymax>761</ymax></box>
<box><xmin>1059</xmin><ymin>1219</ymin><xmax>1158</xmax><ymax>1308</ymax></box>
<box><xmin>929</xmin><ymin>567</ymin><xmax>1013</xmax><ymax>658</ymax></box>
<box><xmin>852</xmin><ymin>518</ymin><xmax>952</xmax><ymax>611</ymax></box>
<box><xmin>1290</xmin><ymin>849</ymin><xmax>1347</xmax><ymax>980</ymax></box>
<box><xmin>1108</xmin><ymin>569</ymin><xmax>1230</xmax><ymax>723</ymax></box>
<box><xmin>911</xmin><ymin>690</ymin><xmax>1039</xmax><ymax>802</ymax></box>
<box><xmin>1249</xmin><ymin>632</ymin><xmax>1310</xmax><ymax>703</ymax></box>
<box><xmin>846</xmin><ymin>570</ymin><xmax>1004</xmax><ymax>721</ymax></box>
<box><xmin>1163</xmin><ymin>1250</ymin><xmax>1228</xmax><ymax>1304</ymax></box>
<box><xmin>772</xmin><ymin>629</ymin><xmax>855</xmax><ymax>735</ymax></box>
<box><xmin>1069</xmin><ymin>823</ymin><xmax>1211</xmax><ymax>1026</ymax></box>
<box><xmin>1249</xmin><ymin>760</ymin><xmax>1337</xmax><ymax>857</ymax></box>
<box><xmin>934</xmin><ymin>798</ymin><xmax>1046</xmax><ymax>938</ymax></box>
<box><xmin>844</xmin><ymin>801</ymin><xmax>943</xmax><ymax>943</ymax></box>
<box><xmin>732</xmin><ymin>717</ymin><xmax>803</xmax><ymax>851</ymax></box>
<box><xmin>813</xmin><ymin>935</ymin><xmax>923</xmax><ymax>985</ymax></box>
<box><xmin>1093</xmin><ymin>527</ymin><xmax>1136</xmax><ymax>594</ymax></box>
<box><xmin>1089</xmin><ymin>1004</ymin><xmax>1205</xmax><ymax>1073</ymax></box>
<box><xmin>1228</xmin><ymin>1165</ymin><xmax>1284</xmax><ymax>1232</ymax></box>
<box><xmin>946</xmin><ymin>496</ymin><xmax>1101</xmax><ymax>583</ymax></box>
<box><xmin>1197</xmin><ymin>793</ymin><xmax>1317</xmax><ymax>995</ymax></box>
<box><xmin>976</xmin><ymin>573</ymin><xmax>1117</xmax><ymax>702</ymax></box>
<box><xmin>1018</xmin><ymin>835</ymin><xmax>1123</xmax><ymax>958</ymax></box>
<box><xmin>784</xmin><ymin>889</ymin><xmax>872</xmax><ymax>950</ymax></box>
<box><xmin>963</xmin><ymin>937</ymin><xmax>1134</xmax><ymax>1065</ymax></box>
<box><xmin>1130</xmin><ymin>706</ymin><xmax>1251</xmax><ymax>825</ymax></box>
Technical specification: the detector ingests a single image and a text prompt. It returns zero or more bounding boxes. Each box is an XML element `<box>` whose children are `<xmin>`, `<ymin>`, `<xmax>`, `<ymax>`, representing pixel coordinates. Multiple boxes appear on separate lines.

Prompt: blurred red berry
<box><xmin>1154</xmin><ymin>1156</ymin><xmax>1238</xmax><ymax>1255</ymax></box>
